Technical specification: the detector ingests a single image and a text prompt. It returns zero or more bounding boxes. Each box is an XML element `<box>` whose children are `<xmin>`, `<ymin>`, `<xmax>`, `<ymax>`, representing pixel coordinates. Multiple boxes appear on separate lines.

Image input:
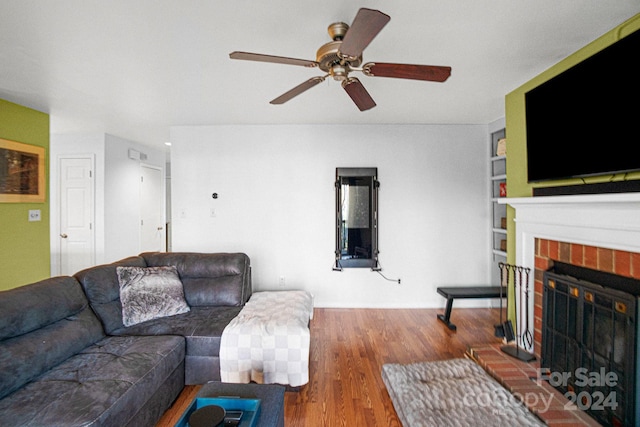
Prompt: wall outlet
<box><xmin>278</xmin><ymin>276</ymin><xmax>285</xmax><ymax>287</ymax></box>
<box><xmin>28</xmin><ymin>209</ymin><xmax>41</xmax><ymax>222</ymax></box>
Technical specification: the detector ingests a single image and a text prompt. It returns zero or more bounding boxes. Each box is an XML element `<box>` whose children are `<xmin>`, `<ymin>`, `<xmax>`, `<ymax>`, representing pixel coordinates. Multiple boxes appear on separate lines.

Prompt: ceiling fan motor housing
<box><xmin>317</xmin><ymin>23</ymin><xmax>363</xmax><ymax>81</ymax></box>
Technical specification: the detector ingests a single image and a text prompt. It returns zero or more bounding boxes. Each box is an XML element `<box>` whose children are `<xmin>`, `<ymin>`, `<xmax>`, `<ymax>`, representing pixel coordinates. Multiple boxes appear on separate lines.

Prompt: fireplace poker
<box><xmin>521</xmin><ymin>267</ymin><xmax>533</xmax><ymax>351</ymax></box>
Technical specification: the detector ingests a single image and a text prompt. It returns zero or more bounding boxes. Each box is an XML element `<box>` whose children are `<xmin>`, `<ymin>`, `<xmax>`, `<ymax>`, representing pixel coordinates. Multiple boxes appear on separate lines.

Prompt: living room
<box><xmin>2</xmin><ymin>3</ymin><xmax>640</xmax><ymax>426</ymax></box>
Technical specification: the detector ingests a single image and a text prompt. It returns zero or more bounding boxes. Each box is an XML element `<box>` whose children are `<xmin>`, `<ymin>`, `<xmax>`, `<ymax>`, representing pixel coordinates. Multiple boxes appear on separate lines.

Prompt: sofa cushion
<box><xmin>111</xmin><ymin>306</ymin><xmax>242</xmax><ymax>356</ymax></box>
<box><xmin>141</xmin><ymin>252</ymin><xmax>251</xmax><ymax>306</ymax></box>
<box><xmin>109</xmin><ymin>305</ymin><xmax>242</xmax><ymax>384</ymax></box>
<box><xmin>0</xmin><ymin>276</ymin><xmax>90</xmax><ymax>340</ymax></box>
<box><xmin>0</xmin><ymin>277</ymin><xmax>105</xmax><ymax>400</ymax></box>
<box><xmin>117</xmin><ymin>266</ymin><xmax>190</xmax><ymax>327</ymax></box>
<box><xmin>0</xmin><ymin>335</ymin><xmax>185</xmax><ymax>427</ymax></box>
<box><xmin>75</xmin><ymin>256</ymin><xmax>147</xmax><ymax>333</ymax></box>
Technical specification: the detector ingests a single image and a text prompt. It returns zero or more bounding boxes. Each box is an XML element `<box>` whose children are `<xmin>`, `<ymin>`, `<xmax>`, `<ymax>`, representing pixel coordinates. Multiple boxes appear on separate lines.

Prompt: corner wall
<box><xmin>50</xmin><ymin>133</ymin><xmax>167</xmax><ymax>274</ymax></box>
<box><xmin>104</xmin><ymin>134</ymin><xmax>166</xmax><ymax>262</ymax></box>
<box><xmin>504</xmin><ymin>14</ymin><xmax>640</xmax><ymax>264</ymax></box>
<box><xmin>0</xmin><ymin>99</ymin><xmax>50</xmax><ymax>290</ymax></box>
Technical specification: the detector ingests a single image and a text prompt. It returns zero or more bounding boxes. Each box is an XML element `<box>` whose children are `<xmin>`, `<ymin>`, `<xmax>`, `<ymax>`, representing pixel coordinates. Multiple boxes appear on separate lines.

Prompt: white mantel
<box><xmin>498</xmin><ymin>192</ymin><xmax>640</xmax><ymax>351</ymax></box>
<box><xmin>500</xmin><ymin>193</ymin><xmax>640</xmax><ymax>269</ymax></box>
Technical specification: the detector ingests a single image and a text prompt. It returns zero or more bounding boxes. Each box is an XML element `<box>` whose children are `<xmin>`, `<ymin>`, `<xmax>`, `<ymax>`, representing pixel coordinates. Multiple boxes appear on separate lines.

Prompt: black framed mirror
<box><xmin>334</xmin><ymin>167</ymin><xmax>379</xmax><ymax>270</ymax></box>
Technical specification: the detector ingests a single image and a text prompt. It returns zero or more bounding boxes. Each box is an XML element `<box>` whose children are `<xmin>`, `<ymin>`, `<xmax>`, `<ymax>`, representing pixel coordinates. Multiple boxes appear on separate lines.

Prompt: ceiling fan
<box><xmin>229</xmin><ymin>8</ymin><xmax>451</xmax><ymax>111</ymax></box>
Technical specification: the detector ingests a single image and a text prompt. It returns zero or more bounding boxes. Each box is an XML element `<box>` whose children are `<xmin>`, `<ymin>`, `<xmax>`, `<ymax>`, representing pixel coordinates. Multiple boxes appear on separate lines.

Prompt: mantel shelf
<box><xmin>498</xmin><ymin>192</ymin><xmax>640</xmax><ymax>207</ymax></box>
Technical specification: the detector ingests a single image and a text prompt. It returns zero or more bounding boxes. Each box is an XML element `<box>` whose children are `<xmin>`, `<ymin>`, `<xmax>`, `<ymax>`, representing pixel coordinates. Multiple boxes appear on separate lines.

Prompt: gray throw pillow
<box><xmin>117</xmin><ymin>266</ymin><xmax>190</xmax><ymax>327</ymax></box>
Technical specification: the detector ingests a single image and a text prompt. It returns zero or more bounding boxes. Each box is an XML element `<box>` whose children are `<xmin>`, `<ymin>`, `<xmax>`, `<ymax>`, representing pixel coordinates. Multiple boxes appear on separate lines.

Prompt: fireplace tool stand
<box><xmin>498</xmin><ymin>263</ymin><xmax>536</xmax><ymax>362</ymax></box>
<box><xmin>494</xmin><ymin>262</ymin><xmax>508</xmax><ymax>338</ymax></box>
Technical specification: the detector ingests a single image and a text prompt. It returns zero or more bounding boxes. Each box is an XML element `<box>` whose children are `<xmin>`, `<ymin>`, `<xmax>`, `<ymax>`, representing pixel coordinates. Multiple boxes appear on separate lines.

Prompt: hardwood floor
<box><xmin>156</xmin><ymin>307</ymin><xmax>502</xmax><ymax>427</ymax></box>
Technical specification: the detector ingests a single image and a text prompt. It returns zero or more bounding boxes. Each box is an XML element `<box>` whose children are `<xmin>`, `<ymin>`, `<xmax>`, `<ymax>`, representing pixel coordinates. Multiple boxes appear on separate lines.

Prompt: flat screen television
<box><xmin>525</xmin><ymin>27</ymin><xmax>640</xmax><ymax>183</ymax></box>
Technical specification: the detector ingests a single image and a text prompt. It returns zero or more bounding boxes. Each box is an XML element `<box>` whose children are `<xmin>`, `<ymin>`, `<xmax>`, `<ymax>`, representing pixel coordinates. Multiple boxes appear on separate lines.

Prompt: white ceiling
<box><xmin>1</xmin><ymin>1</ymin><xmax>638</xmax><ymax>149</ymax></box>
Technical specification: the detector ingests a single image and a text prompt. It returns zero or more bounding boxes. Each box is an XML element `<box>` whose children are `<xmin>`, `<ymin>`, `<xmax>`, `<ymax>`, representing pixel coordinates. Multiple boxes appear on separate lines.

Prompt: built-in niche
<box><xmin>334</xmin><ymin>167</ymin><xmax>378</xmax><ymax>269</ymax></box>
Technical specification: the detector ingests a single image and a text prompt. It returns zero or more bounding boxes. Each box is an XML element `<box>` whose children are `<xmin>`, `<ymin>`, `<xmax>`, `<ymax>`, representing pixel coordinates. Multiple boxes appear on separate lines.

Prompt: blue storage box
<box><xmin>174</xmin><ymin>397</ymin><xmax>261</xmax><ymax>427</ymax></box>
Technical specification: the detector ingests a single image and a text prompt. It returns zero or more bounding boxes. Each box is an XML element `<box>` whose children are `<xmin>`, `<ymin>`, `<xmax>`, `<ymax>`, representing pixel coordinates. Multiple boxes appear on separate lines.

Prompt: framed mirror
<box><xmin>334</xmin><ymin>167</ymin><xmax>379</xmax><ymax>269</ymax></box>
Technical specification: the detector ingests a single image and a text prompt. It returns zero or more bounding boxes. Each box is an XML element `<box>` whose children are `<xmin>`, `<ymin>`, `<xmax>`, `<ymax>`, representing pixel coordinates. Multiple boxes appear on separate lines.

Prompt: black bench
<box><xmin>436</xmin><ymin>286</ymin><xmax>506</xmax><ymax>330</ymax></box>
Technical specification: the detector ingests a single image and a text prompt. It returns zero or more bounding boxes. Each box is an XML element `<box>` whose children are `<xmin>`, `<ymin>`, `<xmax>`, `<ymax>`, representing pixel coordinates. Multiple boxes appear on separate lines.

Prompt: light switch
<box><xmin>28</xmin><ymin>209</ymin><xmax>41</xmax><ymax>221</ymax></box>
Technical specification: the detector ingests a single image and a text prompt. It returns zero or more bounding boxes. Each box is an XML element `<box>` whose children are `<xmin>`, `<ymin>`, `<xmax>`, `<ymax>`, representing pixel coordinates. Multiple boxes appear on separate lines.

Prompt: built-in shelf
<box><xmin>488</xmin><ymin>120</ymin><xmax>507</xmax><ymax>287</ymax></box>
<box><xmin>490</xmin><ymin>127</ymin><xmax>507</xmax><ymax>265</ymax></box>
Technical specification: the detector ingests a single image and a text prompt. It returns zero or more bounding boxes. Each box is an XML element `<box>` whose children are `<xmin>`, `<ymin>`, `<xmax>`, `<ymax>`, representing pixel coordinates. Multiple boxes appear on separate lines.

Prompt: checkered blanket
<box><xmin>219</xmin><ymin>290</ymin><xmax>313</xmax><ymax>387</ymax></box>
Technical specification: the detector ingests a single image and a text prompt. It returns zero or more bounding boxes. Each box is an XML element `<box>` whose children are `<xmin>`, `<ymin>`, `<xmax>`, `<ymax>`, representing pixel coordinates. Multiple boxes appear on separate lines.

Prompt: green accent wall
<box><xmin>504</xmin><ymin>14</ymin><xmax>640</xmax><ymax>264</ymax></box>
<box><xmin>0</xmin><ymin>99</ymin><xmax>50</xmax><ymax>290</ymax></box>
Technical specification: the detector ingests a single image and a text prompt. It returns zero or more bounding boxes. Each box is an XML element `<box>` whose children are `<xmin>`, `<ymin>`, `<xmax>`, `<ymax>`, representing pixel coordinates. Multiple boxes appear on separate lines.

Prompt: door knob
<box><xmin>157</xmin><ymin>226</ymin><xmax>164</xmax><ymax>231</ymax></box>
<box><xmin>60</xmin><ymin>233</ymin><xmax>68</xmax><ymax>238</ymax></box>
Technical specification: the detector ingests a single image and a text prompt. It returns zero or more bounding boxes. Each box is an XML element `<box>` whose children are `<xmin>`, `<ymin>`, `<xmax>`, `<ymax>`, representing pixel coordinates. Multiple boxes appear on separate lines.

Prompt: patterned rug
<box><xmin>382</xmin><ymin>358</ymin><xmax>544</xmax><ymax>426</ymax></box>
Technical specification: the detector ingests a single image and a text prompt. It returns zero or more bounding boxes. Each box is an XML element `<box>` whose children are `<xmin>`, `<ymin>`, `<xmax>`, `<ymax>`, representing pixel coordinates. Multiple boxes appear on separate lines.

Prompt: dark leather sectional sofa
<box><xmin>0</xmin><ymin>252</ymin><xmax>251</xmax><ymax>427</ymax></box>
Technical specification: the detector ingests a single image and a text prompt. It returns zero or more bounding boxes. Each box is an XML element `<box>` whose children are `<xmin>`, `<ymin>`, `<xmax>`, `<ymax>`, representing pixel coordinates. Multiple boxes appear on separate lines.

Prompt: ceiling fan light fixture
<box><xmin>331</xmin><ymin>64</ymin><xmax>348</xmax><ymax>81</ymax></box>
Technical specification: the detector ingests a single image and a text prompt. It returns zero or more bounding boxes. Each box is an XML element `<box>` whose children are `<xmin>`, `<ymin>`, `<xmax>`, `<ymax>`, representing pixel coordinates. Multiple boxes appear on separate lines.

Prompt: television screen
<box><xmin>525</xmin><ymin>27</ymin><xmax>640</xmax><ymax>183</ymax></box>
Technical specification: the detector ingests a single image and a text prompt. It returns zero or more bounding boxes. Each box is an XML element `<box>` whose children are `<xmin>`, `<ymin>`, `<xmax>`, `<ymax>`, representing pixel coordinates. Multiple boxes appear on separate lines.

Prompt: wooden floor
<box><xmin>155</xmin><ymin>307</ymin><xmax>503</xmax><ymax>427</ymax></box>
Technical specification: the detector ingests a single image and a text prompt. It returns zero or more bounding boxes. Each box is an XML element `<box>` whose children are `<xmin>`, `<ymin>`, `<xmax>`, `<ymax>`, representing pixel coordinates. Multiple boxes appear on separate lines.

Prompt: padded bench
<box><xmin>436</xmin><ymin>286</ymin><xmax>505</xmax><ymax>330</ymax></box>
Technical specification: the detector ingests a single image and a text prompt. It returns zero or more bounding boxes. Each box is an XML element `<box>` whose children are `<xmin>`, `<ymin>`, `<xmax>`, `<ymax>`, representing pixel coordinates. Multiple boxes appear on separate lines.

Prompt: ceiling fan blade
<box><xmin>363</xmin><ymin>62</ymin><xmax>452</xmax><ymax>82</ymax></box>
<box><xmin>339</xmin><ymin>8</ymin><xmax>390</xmax><ymax>60</ymax></box>
<box><xmin>342</xmin><ymin>77</ymin><xmax>376</xmax><ymax>111</ymax></box>
<box><xmin>270</xmin><ymin>76</ymin><xmax>326</xmax><ymax>105</ymax></box>
<box><xmin>229</xmin><ymin>51</ymin><xmax>318</xmax><ymax>68</ymax></box>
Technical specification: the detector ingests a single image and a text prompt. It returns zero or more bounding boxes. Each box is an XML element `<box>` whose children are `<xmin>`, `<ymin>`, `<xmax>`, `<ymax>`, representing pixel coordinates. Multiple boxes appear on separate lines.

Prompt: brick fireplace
<box><xmin>532</xmin><ymin>239</ymin><xmax>640</xmax><ymax>358</ymax></box>
<box><xmin>501</xmin><ymin>193</ymin><xmax>640</xmax><ymax>354</ymax></box>
<box><xmin>501</xmin><ymin>193</ymin><xmax>640</xmax><ymax>426</ymax></box>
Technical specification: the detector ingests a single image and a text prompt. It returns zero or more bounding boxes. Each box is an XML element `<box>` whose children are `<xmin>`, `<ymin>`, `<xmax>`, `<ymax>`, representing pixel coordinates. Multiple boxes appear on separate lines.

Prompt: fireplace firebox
<box><xmin>542</xmin><ymin>262</ymin><xmax>640</xmax><ymax>427</ymax></box>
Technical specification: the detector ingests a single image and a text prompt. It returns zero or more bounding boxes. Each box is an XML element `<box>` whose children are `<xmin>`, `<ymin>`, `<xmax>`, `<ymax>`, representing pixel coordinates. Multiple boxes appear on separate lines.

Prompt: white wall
<box><xmin>170</xmin><ymin>124</ymin><xmax>489</xmax><ymax>308</ymax></box>
<box><xmin>104</xmin><ymin>134</ymin><xmax>166</xmax><ymax>262</ymax></box>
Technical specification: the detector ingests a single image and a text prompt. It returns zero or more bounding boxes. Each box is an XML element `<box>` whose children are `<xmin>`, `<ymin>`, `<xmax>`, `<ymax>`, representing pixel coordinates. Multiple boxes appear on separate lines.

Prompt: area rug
<box><xmin>382</xmin><ymin>358</ymin><xmax>544</xmax><ymax>426</ymax></box>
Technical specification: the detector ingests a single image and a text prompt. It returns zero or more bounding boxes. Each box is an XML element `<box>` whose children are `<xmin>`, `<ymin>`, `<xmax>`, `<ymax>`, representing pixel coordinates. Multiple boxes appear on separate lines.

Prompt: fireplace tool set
<box><xmin>495</xmin><ymin>262</ymin><xmax>536</xmax><ymax>362</ymax></box>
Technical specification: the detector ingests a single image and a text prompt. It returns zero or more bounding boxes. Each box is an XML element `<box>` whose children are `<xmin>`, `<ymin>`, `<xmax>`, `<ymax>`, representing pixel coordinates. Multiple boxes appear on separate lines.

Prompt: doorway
<box><xmin>140</xmin><ymin>164</ymin><xmax>165</xmax><ymax>252</ymax></box>
<box><xmin>59</xmin><ymin>156</ymin><xmax>95</xmax><ymax>275</ymax></box>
